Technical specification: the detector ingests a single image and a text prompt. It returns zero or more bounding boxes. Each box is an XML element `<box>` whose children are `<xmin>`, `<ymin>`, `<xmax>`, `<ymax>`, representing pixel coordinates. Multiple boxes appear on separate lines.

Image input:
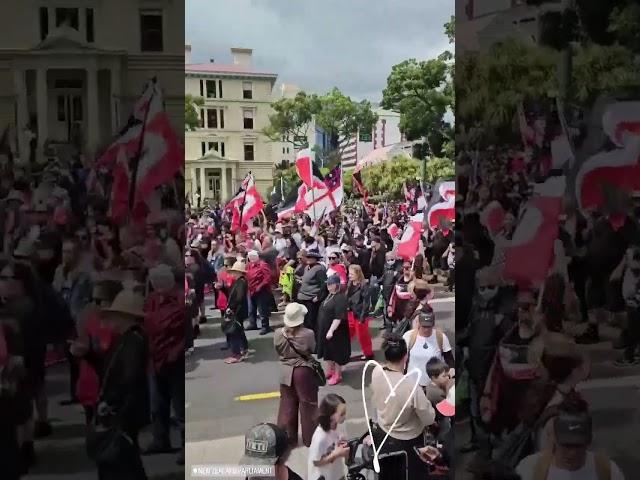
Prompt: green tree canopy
<box><xmin>263</xmin><ymin>91</ymin><xmax>321</xmax><ymax>150</ymax></box>
<box><xmin>360</xmin><ymin>156</ymin><xmax>421</xmax><ymax>199</ymax></box>
<box><xmin>424</xmin><ymin>157</ymin><xmax>455</xmax><ymax>184</ymax></box>
<box><xmin>185</xmin><ymin>94</ymin><xmax>204</xmax><ymax>131</ymax></box>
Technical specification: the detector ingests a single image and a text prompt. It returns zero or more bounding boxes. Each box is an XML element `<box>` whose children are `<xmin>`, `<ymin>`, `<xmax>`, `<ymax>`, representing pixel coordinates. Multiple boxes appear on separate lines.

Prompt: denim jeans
<box><xmin>149</xmin><ymin>357</ymin><xmax>185</xmax><ymax>447</ymax></box>
<box><xmin>249</xmin><ymin>289</ymin><xmax>271</xmax><ymax>329</ymax></box>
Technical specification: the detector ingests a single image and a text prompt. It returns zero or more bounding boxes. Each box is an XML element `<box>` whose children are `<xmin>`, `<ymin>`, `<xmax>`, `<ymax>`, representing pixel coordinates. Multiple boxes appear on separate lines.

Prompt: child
<box><xmin>278</xmin><ymin>258</ymin><xmax>295</xmax><ymax>308</ymax></box>
<box><xmin>308</xmin><ymin>393</ymin><xmax>350</xmax><ymax>480</ymax></box>
<box><xmin>425</xmin><ymin>358</ymin><xmax>454</xmax><ymax>440</ymax></box>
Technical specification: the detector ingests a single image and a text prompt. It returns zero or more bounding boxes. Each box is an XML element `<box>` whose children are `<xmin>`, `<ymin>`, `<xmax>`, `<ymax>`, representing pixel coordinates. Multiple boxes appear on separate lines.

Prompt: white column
<box><xmin>36</xmin><ymin>68</ymin><xmax>48</xmax><ymax>150</ymax></box>
<box><xmin>86</xmin><ymin>67</ymin><xmax>99</xmax><ymax>156</ymax></box>
<box><xmin>221</xmin><ymin>167</ymin><xmax>229</xmax><ymax>201</ymax></box>
<box><xmin>110</xmin><ymin>67</ymin><xmax>121</xmax><ymax>133</ymax></box>
<box><xmin>200</xmin><ymin>167</ymin><xmax>208</xmax><ymax>201</ymax></box>
<box><xmin>13</xmin><ymin>69</ymin><xmax>28</xmax><ymax>160</ymax></box>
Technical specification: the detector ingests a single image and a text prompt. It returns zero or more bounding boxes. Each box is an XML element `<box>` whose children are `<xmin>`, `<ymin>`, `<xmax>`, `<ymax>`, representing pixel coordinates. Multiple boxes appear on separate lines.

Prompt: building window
<box><xmin>199</xmin><ymin>109</ymin><xmax>205</xmax><ymax>128</ymax></box>
<box><xmin>282</xmin><ymin>147</ymin><xmax>285</xmax><ymax>154</ymax></box>
<box><xmin>201</xmin><ymin>142</ymin><xmax>206</xmax><ymax>157</ymax></box>
<box><xmin>140</xmin><ymin>10</ymin><xmax>163</xmax><ymax>52</ymax></box>
<box><xmin>55</xmin><ymin>8</ymin><xmax>79</xmax><ymax>29</ymax></box>
<box><xmin>57</xmin><ymin>96</ymin><xmax>66</xmax><ymax>121</ymax></box>
<box><xmin>219</xmin><ymin>109</ymin><xmax>225</xmax><ymax>129</ymax></box>
<box><xmin>72</xmin><ymin>96</ymin><xmax>82</xmax><ymax>120</ymax></box>
<box><xmin>86</xmin><ymin>8</ymin><xmax>95</xmax><ymax>43</ymax></box>
<box><xmin>39</xmin><ymin>7</ymin><xmax>49</xmax><ymax>40</ymax></box>
<box><xmin>207</xmin><ymin>109</ymin><xmax>217</xmax><ymax>129</ymax></box>
<box><xmin>243</xmin><ymin>81</ymin><xmax>253</xmax><ymax>99</ymax></box>
<box><xmin>218</xmin><ymin>80</ymin><xmax>223</xmax><ymax>98</ymax></box>
<box><xmin>206</xmin><ymin>80</ymin><xmax>216</xmax><ymax>98</ymax></box>
<box><xmin>221</xmin><ymin>142</ymin><xmax>226</xmax><ymax>157</ymax></box>
<box><xmin>199</xmin><ymin>80</ymin><xmax>204</xmax><ymax>97</ymax></box>
<box><xmin>244</xmin><ymin>144</ymin><xmax>255</xmax><ymax>161</ymax></box>
<box><xmin>243</xmin><ymin>109</ymin><xmax>254</xmax><ymax>130</ymax></box>
<box><xmin>208</xmin><ymin>142</ymin><xmax>217</xmax><ymax>152</ymax></box>
<box><xmin>287</xmin><ymin>147</ymin><xmax>290</xmax><ymax>154</ymax></box>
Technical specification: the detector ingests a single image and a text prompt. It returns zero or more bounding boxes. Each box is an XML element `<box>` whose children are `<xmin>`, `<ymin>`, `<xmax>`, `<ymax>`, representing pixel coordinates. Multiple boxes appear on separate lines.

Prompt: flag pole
<box><xmin>128</xmin><ymin>78</ymin><xmax>156</xmax><ymax>210</ymax></box>
<box><xmin>238</xmin><ymin>171</ymin><xmax>251</xmax><ymax>228</ymax></box>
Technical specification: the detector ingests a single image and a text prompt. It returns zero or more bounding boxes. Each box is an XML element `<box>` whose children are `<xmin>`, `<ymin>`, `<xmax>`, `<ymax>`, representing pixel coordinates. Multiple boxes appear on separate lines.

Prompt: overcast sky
<box><xmin>186</xmin><ymin>0</ymin><xmax>452</xmax><ymax>103</ymax></box>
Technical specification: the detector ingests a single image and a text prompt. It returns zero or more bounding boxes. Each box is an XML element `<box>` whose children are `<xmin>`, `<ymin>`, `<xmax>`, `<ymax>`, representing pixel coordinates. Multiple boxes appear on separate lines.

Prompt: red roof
<box><xmin>185</xmin><ymin>63</ymin><xmax>277</xmax><ymax>77</ymax></box>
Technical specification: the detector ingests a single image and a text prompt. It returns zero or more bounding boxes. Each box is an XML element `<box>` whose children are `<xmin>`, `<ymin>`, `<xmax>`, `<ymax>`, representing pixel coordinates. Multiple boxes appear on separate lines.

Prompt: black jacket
<box><xmin>381</xmin><ymin>262</ymin><xmax>402</xmax><ymax>302</ymax></box>
<box><xmin>347</xmin><ymin>281</ymin><xmax>372</xmax><ymax>321</ymax></box>
<box><xmin>369</xmin><ymin>247</ymin><xmax>386</xmax><ymax>279</ymax></box>
<box><xmin>227</xmin><ymin>276</ymin><xmax>249</xmax><ymax>321</ymax></box>
<box><xmin>356</xmin><ymin>247</ymin><xmax>372</xmax><ymax>278</ymax></box>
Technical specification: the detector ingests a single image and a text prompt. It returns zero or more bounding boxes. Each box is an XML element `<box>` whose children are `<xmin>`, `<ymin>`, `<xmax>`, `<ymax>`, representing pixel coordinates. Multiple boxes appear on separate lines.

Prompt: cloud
<box><xmin>186</xmin><ymin>0</ymin><xmax>452</xmax><ymax>102</ymax></box>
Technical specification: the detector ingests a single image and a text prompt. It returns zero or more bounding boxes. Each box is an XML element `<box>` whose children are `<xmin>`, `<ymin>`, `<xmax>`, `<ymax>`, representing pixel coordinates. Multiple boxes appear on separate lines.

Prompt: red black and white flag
<box><xmin>396</xmin><ymin>212</ymin><xmax>424</xmax><ymax>260</ymax></box>
<box><xmin>227</xmin><ymin>173</ymin><xmax>265</xmax><ymax>230</ymax></box>
<box><xmin>503</xmin><ymin>176</ymin><xmax>566</xmax><ymax>288</ymax></box>
<box><xmin>576</xmin><ymin>101</ymin><xmax>640</xmax><ymax>212</ymax></box>
<box><xmin>426</xmin><ymin>180</ymin><xmax>455</xmax><ymax>230</ymax></box>
<box><xmin>295</xmin><ymin>148</ymin><xmax>324</xmax><ymax>188</ymax></box>
<box><xmin>91</xmin><ymin>78</ymin><xmax>183</xmax><ymax>219</ymax></box>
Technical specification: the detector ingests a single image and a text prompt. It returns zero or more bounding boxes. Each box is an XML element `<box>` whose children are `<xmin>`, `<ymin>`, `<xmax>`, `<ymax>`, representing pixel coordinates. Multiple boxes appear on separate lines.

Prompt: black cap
<box><xmin>240</xmin><ymin>423</ymin><xmax>288</xmax><ymax>465</ymax></box>
<box><xmin>554</xmin><ymin>412</ymin><xmax>592</xmax><ymax>446</ymax></box>
<box><xmin>417</xmin><ymin>309</ymin><xmax>435</xmax><ymax>327</ymax></box>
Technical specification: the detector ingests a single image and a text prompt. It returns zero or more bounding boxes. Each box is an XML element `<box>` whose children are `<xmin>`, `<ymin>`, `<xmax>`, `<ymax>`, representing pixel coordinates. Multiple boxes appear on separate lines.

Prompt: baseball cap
<box><xmin>240</xmin><ymin>423</ymin><xmax>289</xmax><ymax>465</ymax></box>
<box><xmin>417</xmin><ymin>309</ymin><xmax>435</xmax><ymax>327</ymax></box>
<box><xmin>554</xmin><ymin>411</ymin><xmax>592</xmax><ymax>446</ymax></box>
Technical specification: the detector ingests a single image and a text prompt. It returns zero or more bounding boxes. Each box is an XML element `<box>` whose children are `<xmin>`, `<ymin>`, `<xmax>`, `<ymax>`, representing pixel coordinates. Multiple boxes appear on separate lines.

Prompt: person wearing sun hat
<box><xmin>92</xmin><ymin>286</ymin><xmax>150</xmax><ymax>479</ymax></box>
<box><xmin>273</xmin><ymin>302</ymin><xmax>318</xmax><ymax>448</ymax></box>
<box><xmin>223</xmin><ymin>261</ymin><xmax>250</xmax><ymax>364</ymax></box>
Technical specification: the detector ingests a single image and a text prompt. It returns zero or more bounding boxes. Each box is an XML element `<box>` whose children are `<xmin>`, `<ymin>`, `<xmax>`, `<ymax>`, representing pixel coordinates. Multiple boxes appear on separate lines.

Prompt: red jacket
<box><xmin>144</xmin><ymin>288</ymin><xmax>184</xmax><ymax>371</ymax></box>
<box><xmin>246</xmin><ymin>260</ymin><xmax>272</xmax><ymax>296</ymax></box>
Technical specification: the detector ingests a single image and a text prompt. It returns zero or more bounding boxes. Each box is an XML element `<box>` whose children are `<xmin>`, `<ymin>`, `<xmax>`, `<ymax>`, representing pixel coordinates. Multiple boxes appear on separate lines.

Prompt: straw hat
<box><xmin>283</xmin><ymin>302</ymin><xmax>308</xmax><ymax>328</ymax></box>
<box><xmin>101</xmin><ymin>289</ymin><xmax>145</xmax><ymax>318</ymax></box>
<box><xmin>228</xmin><ymin>261</ymin><xmax>246</xmax><ymax>274</ymax></box>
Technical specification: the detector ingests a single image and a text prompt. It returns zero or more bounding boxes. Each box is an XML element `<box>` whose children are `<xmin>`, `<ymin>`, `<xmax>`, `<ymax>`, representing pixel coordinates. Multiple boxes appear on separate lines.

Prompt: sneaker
<box><xmin>59</xmin><ymin>398</ymin><xmax>79</xmax><ymax>406</ymax></box>
<box><xmin>34</xmin><ymin>421</ymin><xmax>52</xmax><ymax>438</ymax></box>
<box><xmin>575</xmin><ymin>325</ymin><xmax>599</xmax><ymax>344</ymax></box>
<box><xmin>327</xmin><ymin>374</ymin><xmax>342</xmax><ymax>386</ymax></box>
<box><xmin>199</xmin><ymin>316</ymin><xmax>208</xmax><ymax>324</ymax></box>
<box><xmin>259</xmin><ymin>327</ymin><xmax>274</xmax><ymax>336</ymax></box>
<box><xmin>186</xmin><ymin>347</ymin><xmax>195</xmax><ymax>357</ymax></box>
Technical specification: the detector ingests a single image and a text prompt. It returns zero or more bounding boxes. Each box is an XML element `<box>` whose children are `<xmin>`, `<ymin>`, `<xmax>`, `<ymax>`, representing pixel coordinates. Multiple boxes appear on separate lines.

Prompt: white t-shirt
<box><xmin>516</xmin><ymin>452</ymin><xmax>624</xmax><ymax>480</ymax></box>
<box><xmin>308</xmin><ymin>424</ymin><xmax>347</xmax><ymax>480</ymax></box>
<box><xmin>402</xmin><ymin>330</ymin><xmax>452</xmax><ymax>386</ymax></box>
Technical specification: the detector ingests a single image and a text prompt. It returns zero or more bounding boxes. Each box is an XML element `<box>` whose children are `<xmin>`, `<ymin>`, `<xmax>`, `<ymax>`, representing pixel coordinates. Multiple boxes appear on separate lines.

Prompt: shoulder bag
<box><xmin>283</xmin><ymin>333</ymin><xmax>326</xmax><ymax>387</ymax></box>
<box><xmin>85</xmin><ymin>331</ymin><xmax>141</xmax><ymax>465</ymax></box>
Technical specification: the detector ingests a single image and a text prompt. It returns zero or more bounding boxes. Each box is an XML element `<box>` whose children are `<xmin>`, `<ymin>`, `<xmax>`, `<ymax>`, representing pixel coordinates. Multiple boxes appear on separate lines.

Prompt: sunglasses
<box><xmin>328</xmin><ymin>256</ymin><xmax>338</xmax><ymax>260</ymax></box>
<box><xmin>478</xmin><ymin>285</ymin><xmax>496</xmax><ymax>291</ymax></box>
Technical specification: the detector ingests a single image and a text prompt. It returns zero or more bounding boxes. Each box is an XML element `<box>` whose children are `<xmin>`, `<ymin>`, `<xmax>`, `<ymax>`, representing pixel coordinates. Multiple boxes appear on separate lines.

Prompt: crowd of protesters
<box><xmin>455</xmin><ymin>103</ymin><xmax>630</xmax><ymax>478</ymax></box>
<box><xmin>186</xmin><ymin>192</ymin><xmax>458</xmax><ymax>479</ymax></box>
<box><xmin>0</xmin><ymin>140</ymin><xmax>185</xmax><ymax>479</ymax></box>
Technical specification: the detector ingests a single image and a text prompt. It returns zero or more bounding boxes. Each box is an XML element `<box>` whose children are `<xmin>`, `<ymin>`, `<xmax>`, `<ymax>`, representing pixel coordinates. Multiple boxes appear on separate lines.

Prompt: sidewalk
<box><xmin>25</xmin><ymin>363</ymin><xmax>183</xmax><ymax>480</ymax></box>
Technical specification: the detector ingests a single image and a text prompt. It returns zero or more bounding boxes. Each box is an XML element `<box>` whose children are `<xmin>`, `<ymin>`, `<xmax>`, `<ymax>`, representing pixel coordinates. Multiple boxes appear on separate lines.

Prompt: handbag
<box><xmin>220</xmin><ymin>309</ymin><xmax>241</xmax><ymax>336</ymax></box>
<box><xmin>283</xmin><ymin>334</ymin><xmax>326</xmax><ymax>387</ymax></box>
<box><xmin>85</xmin><ymin>335</ymin><xmax>137</xmax><ymax>464</ymax></box>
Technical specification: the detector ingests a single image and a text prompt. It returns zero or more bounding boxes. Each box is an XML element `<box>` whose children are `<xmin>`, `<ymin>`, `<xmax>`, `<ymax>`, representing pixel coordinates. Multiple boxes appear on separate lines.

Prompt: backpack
<box><xmin>533</xmin><ymin>450</ymin><xmax>611</xmax><ymax>480</ymax></box>
<box><xmin>408</xmin><ymin>326</ymin><xmax>444</xmax><ymax>353</ymax></box>
<box><xmin>492</xmin><ymin>406</ymin><xmax>560</xmax><ymax>470</ymax></box>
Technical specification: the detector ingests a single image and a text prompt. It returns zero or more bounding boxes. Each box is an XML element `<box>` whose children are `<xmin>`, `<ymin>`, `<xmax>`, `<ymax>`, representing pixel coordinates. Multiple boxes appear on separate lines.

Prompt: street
<box><xmin>185</xmin><ymin>287</ymin><xmax>455</xmax><ymax>478</ymax></box>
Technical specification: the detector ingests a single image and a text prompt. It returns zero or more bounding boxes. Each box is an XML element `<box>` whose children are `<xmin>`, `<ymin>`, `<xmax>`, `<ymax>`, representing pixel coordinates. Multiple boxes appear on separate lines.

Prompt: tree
<box><xmin>263</xmin><ymin>91</ymin><xmax>321</xmax><ymax>150</ymax></box>
<box><xmin>381</xmin><ymin>54</ymin><xmax>453</xmax><ymax>142</ymax></box>
<box><xmin>444</xmin><ymin>15</ymin><xmax>455</xmax><ymax>44</ymax></box>
<box><xmin>185</xmin><ymin>94</ymin><xmax>204</xmax><ymax>131</ymax></box>
<box><xmin>361</xmin><ymin>156</ymin><xmax>421</xmax><ymax>199</ymax></box>
<box><xmin>264</xmin><ymin>88</ymin><xmax>377</xmax><ymax>163</ymax></box>
<box><xmin>424</xmin><ymin>157</ymin><xmax>455</xmax><ymax>184</ymax></box>
<box><xmin>314</xmin><ymin>88</ymin><xmax>378</xmax><ymax>158</ymax></box>
<box><xmin>608</xmin><ymin>3</ymin><xmax>640</xmax><ymax>52</ymax></box>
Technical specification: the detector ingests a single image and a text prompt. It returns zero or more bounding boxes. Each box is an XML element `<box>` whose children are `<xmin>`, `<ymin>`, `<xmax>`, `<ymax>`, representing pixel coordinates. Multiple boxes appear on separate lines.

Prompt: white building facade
<box><xmin>339</xmin><ymin>107</ymin><xmax>403</xmax><ymax>170</ymax></box>
<box><xmin>0</xmin><ymin>0</ymin><xmax>184</xmax><ymax>162</ymax></box>
<box><xmin>185</xmin><ymin>47</ymin><xmax>277</xmax><ymax>203</ymax></box>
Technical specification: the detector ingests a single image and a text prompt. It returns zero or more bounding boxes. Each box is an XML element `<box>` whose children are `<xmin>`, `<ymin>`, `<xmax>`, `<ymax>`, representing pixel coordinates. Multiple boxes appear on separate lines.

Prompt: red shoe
<box><xmin>327</xmin><ymin>373</ymin><xmax>342</xmax><ymax>386</ymax></box>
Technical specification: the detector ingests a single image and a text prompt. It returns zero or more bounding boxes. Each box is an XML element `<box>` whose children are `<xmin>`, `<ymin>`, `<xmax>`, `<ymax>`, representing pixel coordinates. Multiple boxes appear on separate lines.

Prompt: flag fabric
<box><xmin>503</xmin><ymin>176</ymin><xmax>566</xmax><ymax>288</ymax></box>
<box><xmin>397</xmin><ymin>212</ymin><xmax>424</xmax><ymax>260</ymax></box>
<box><xmin>294</xmin><ymin>148</ymin><xmax>324</xmax><ymax>188</ymax></box>
<box><xmin>276</xmin><ymin>179</ymin><xmax>301</xmax><ymax>221</ymax></box>
<box><xmin>108</xmin><ymin>147</ymin><xmax>130</xmax><ymax>223</ymax></box>
<box><xmin>91</xmin><ymin>78</ymin><xmax>183</xmax><ymax>213</ymax></box>
<box><xmin>352</xmin><ymin>170</ymin><xmax>369</xmax><ymax>202</ymax></box>
<box><xmin>426</xmin><ymin>179</ymin><xmax>455</xmax><ymax>230</ymax></box>
<box><xmin>481</xmin><ymin>200</ymin><xmax>506</xmax><ymax>236</ymax></box>
<box><xmin>231</xmin><ymin>184</ymin><xmax>265</xmax><ymax>230</ymax></box>
<box><xmin>295</xmin><ymin>165</ymin><xmax>343</xmax><ymax>221</ymax></box>
<box><xmin>576</xmin><ymin>101</ymin><xmax>640</xmax><ymax>212</ymax></box>
<box><xmin>225</xmin><ymin>174</ymin><xmax>255</xmax><ymax>211</ymax></box>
